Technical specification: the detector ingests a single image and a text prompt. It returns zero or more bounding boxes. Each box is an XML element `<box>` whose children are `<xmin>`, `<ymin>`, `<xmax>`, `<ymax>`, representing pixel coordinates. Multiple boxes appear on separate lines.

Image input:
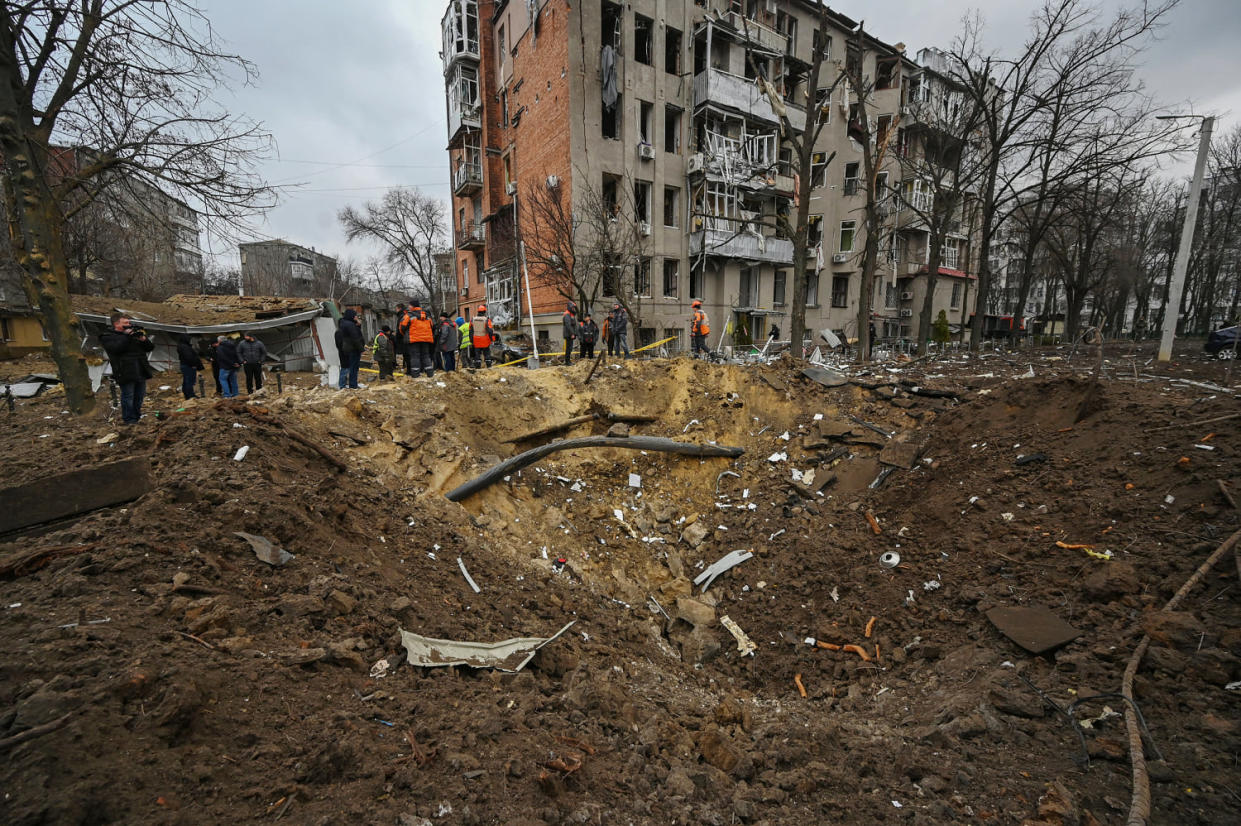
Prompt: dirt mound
<box><xmin>0</xmin><ymin>356</ymin><xmax>1239</xmax><ymax>825</ymax></box>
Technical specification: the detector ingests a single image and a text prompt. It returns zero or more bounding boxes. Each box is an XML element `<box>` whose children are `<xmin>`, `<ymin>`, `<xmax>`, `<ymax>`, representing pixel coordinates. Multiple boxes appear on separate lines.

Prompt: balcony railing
<box><xmin>693</xmin><ymin>68</ymin><xmax>805</xmax><ymax>130</ymax></box>
<box><xmin>453</xmin><ymin>162</ymin><xmax>483</xmax><ymax>194</ymax></box>
<box><xmin>690</xmin><ymin>226</ymin><xmax>793</xmax><ymax>265</ymax></box>
<box><xmin>457</xmin><ymin>222</ymin><xmax>485</xmax><ymax>248</ymax></box>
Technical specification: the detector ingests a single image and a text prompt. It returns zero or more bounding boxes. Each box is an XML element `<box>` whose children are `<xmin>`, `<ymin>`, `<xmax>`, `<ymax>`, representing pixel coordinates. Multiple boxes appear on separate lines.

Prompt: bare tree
<box><xmin>735</xmin><ymin>3</ymin><xmax>842</xmax><ymax>356</ymax></box>
<box><xmin>522</xmin><ymin>175</ymin><xmax>648</xmax><ymax>323</ymax></box>
<box><xmin>949</xmin><ymin>0</ymin><xmax>1177</xmax><ymax>351</ymax></box>
<box><xmin>893</xmin><ymin>55</ymin><xmax>985</xmax><ymax>355</ymax></box>
<box><xmin>0</xmin><ymin>0</ymin><xmax>275</xmax><ymax>413</ymax></box>
<box><xmin>338</xmin><ymin>187</ymin><xmax>449</xmax><ymax>311</ymax></box>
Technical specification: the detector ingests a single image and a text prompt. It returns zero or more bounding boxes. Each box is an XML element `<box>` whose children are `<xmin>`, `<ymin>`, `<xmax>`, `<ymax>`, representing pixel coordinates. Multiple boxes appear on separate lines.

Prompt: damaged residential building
<box><xmin>441</xmin><ymin>0</ymin><xmax>976</xmax><ymax>351</ymax></box>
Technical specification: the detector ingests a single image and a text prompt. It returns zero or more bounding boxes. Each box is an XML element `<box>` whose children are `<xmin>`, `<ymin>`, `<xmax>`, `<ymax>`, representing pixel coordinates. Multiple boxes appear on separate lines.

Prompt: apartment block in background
<box><xmin>440</xmin><ymin>0</ymin><xmax>977</xmax><ymax>351</ymax></box>
<box><xmin>239</xmin><ymin>240</ymin><xmax>339</xmax><ymax>299</ymax></box>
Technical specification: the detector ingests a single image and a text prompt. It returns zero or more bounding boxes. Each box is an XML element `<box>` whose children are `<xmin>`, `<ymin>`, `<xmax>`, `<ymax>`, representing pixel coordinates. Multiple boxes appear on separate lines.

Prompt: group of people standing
<box><xmin>560</xmin><ymin>302</ymin><xmax>631</xmax><ymax>364</ymax></box>
<box><xmin>339</xmin><ymin>301</ymin><xmax>500</xmax><ymax>387</ymax></box>
<box><xmin>99</xmin><ymin>313</ymin><xmax>271</xmax><ymax>424</ymax></box>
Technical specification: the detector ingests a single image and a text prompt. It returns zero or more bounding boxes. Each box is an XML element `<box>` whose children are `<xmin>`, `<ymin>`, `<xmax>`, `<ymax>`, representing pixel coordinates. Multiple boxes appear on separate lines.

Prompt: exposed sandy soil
<box><xmin>0</xmin><ymin>341</ymin><xmax>1239</xmax><ymax>825</ymax></box>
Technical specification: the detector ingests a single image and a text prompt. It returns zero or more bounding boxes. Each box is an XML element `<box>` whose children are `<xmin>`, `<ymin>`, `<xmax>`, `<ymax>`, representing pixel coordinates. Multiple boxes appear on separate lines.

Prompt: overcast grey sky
<box><xmin>201</xmin><ymin>0</ymin><xmax>1241</xmax><ymax>269</ymax></box>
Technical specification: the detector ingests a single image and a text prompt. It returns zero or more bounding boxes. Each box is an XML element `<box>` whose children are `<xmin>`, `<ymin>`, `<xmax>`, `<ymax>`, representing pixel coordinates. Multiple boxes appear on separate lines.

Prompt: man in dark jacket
<box><xmin>436</xmin><ymin>313</ymin><xmax>457</xmax><ymax>372</ymax></box>
<box><xmin>100</xmin><ymin>313</ymin><xmax>155</xmax><ymax>423</ymax></box>
<box><xmin>337</xmin><ymin>308</ymin><xmax>365</xmax><ymax>389</ymax></box>
<box><xmin>176</xmin><ymin>333</ymin><xmax>203</xmax><ymax>400</ymax></box>
<box><xmin>394</xmin><ymin>304</ymin><xmax>410</xmax><ymax>375</ymax></box>
<box><xmin>238</xmin><ymin>331</ymin><xmax>269</xmax><ymax>393</ymax></box>
<box><xmin>561</xmin><ymin>302</ymin><xmax>578</xmax><ymax>364</ymax></box>
<box><xmin>579</xmin><ymin>313</ymin><xmax>599</xmax><ymax>360</ymax></box>
<box><xmin>609</xmin><ymin>303</ymin><xmax>630</xmax><ymax>358</ymax></box>
<box><xmin>203</xmin><ymin>336</ymin><xmax>224</xmax><ymax>396</ymax></box>
<box><xmin>216</xmin><ymin>334</ymin><xmax>242</xmax><ymax>398</ymax></box>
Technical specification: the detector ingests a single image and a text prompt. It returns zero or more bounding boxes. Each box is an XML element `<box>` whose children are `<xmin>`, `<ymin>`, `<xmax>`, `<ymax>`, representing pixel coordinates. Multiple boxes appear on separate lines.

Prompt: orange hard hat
<box><xmin>692</xmin><ymin>299</ymin><xmax>702</xmax><ymax>307</ymax></box>
<box><xmin>477</xmin><ymin>304</ymin><xmax>487</xmax><ymax>313</ymax></box>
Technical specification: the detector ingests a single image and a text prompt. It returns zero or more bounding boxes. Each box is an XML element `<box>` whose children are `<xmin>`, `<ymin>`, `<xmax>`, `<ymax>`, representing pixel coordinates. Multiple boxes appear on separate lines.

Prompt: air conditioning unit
<box><xmin>506</xmin><ymin>181</ymin><xmax>518</xmax><ymax>195</ymax></box>
<box><xmin>900</xmin><ymin>309</ymin><xmax>913</xmax><ymax>317</ymax></box>
<box><xmin>900</xmin><ymin>291</ymin><xmax>914</xmax><ymax>301</ymax></box>
<box><xmin>831</xmin><ymin>253</ymin><xmax>848</xmax><ymax>264</ymax></box>
<box><xmin>461</xmin><ymin>286</ymin><xmax>469</xmax><ymax>296</ymax></box>
<box><xmin>687</xmin><ymin>153</ymin><xmax>705</xmax><ymax>174</ymax></box>
<box><xmin>546</xmin><ymin>175</ymin><xmax>560</xmax><ymax>188</ymax></box>
<box><xmin>640</xmin><ymin>221</ymin><xmax>652</xmax><ymax>237</ymax></box>
<box><xmin>638</xmin><ymin>143</ymin><xmax>655</xmax><ymax>160</ymax></box>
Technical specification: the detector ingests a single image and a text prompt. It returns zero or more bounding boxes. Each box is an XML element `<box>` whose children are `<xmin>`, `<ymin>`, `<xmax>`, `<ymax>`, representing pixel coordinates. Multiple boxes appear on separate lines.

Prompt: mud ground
<box><xmin>1</xmin><ymin>342</ymin><xmax>1239</xmax><ymax>825</ymax></box>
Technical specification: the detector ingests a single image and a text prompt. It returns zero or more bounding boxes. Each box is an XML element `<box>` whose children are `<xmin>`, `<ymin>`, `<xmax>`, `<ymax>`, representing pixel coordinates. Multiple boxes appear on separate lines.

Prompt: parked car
<box><xmin>1205</xmin><ymin>325</ymin><xmax>1239</xmax><ymax>358</ymax></box>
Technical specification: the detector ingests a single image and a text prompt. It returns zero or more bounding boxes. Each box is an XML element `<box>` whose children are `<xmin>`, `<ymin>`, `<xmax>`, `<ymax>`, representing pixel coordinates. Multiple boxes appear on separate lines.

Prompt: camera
<box><xmin>127</xmin><ymin>325</ymin><xmax>146</xmax><ymax>337</ymax></box>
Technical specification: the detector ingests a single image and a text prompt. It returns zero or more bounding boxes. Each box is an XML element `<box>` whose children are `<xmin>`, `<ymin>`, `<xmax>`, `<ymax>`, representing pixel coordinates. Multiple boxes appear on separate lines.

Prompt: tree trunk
<box><xmin>855</xmin><ymin>201</ymin><xmax>880</xmax><ymax>363</ymax></box>
<box><xmin>969</xmin><ymin>159</ymin><xmax>1000</xmax><ymax>352</ymax></box>
<box><xmin>0</xmin><ymin>148</ymin><xmax>95</xmax><ymax>414</ymax></box>
<box><xmin>917</xmin><ymin>240</ymin><xmax>944</xmax><ymax>356</ymax></box>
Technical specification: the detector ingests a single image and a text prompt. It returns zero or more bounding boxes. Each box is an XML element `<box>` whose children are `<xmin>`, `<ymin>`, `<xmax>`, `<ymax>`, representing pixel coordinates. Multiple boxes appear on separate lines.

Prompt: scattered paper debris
<box><xmin>767</xmin><ymin>451</ymin><xmax>788</xmax><ymax>463</ymax></box>
<box><xmin>232</xmin><ymin>445</ymin><xmax>250</xmax><ymax>462</ymax></box>
<box><xmin>628</xmin><ymin>473</ymin><xmax>642</xmax><ymax>488</ymax></box>
<box><xmin>398</xmin><ymin>621</ymin><xmax>576</xmax><ymax>673</ymax></box>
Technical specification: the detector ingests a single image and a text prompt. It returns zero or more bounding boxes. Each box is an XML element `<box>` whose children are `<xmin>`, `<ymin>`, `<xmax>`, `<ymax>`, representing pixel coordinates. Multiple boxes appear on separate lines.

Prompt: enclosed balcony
<box><xmin>441</xmin><ymin>0</ymin><xmax>479</xmax><ymax>75</ymax></box>
<box><xmin>446</xmin><ymin>62</ymin><xmax>480</xmax><ymax>143</ymax></box>
<box><xmin>692</xmin><ymin>68</ymin><xmax>805</xmax><ymax>131</ymax></box>
<box><xmin>453</xmin><ymin>162</ymin><xmax>482</xmax><ymax>196</ymax></box>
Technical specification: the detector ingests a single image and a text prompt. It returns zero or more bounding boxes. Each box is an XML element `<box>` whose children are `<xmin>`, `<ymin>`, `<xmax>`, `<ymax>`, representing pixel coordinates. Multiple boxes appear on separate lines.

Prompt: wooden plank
<box><xmin>0</xmin><ymin>458</ymin><xmax>152</xmax><ymax>535</ymax></box>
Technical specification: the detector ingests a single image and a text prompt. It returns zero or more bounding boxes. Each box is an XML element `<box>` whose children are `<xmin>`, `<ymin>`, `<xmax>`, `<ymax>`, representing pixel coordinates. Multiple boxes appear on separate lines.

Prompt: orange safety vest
<box><xmin>403</xmin><ymin>308</ymin><xmax>434</xmax><ymax>343</ymax></box>
<box><xmin>471</xmin><ymin>317</ymin><xmax>494</xmax><ymax>349</ymax></box>
<box><xmin>692</xmin><ymin>310</ymin><xmax>710</xmax><ymax>336</ymax></box>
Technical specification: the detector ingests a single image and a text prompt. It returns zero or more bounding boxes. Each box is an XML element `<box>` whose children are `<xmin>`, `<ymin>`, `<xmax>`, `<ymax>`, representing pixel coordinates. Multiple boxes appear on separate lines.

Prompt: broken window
<box><xmin>777</xmin><ymin>11</ymin><xmax>797</xmax><ymax>52</ymax></box>
<box><xmin>738</xmin><ymin>267</ymin><xmax>760</xmax><ymax>308</ymax></box>
<box><xmin>694</xmin><ymin>32</ymin><xmax>707</xmax><ymax>74</ymax></box>
<box><xmin>665</xmin><ymin>26</ymin><xmax>682</xmax><ymax>74</ymax></box>
<box><xmin>497</xmin><ymin>24</ymin><xmax>506</xmax><ymax>70</ymax></box>
<box><xmin>601</xmin><ymin>174</ymin><xmax>620</xmax><ymax>218</ymax></box>
<box><xmin>845</xmin><ymin>43</ymin><xmax>861</xmax><ymax>78</ymax></box>
<box><xmin>662</xmin><ymin>259</ymin><xmax>679</xmax><ymax>297</ymax></box>
<box><xmin>843</xmin><ymin>162</ymin><xmax>859</xmax><ymax>195</ymax></box>
<box><xmin>601</xmin><ymin>92</ymin><xmax>621</xmax><ymax>139</ymax></box>
<box><xmin>689</xmin><ymin>265</ymin><xmax>703</xmax><ymax>299</ymax></box>
<box><xmin>634</xmin><ymin>180</ymin><xmax>651</xmax><ymax>224</ymax></box>
<box><xmin>805</xmin><ymin>272</ymin><xmax>820</xmax><ymax>306</ymax></box>
<box><xmin>744</xmin><ymin>55</ymin><xmax>767</xmax><ymax>82</ymax></box>
<box><xmin>831</xmin><ymin>275</ymin><xmax>849</xmax><ymax>308</ymax></box>
<box><xmin>812</xmin><ymin>29</ymin><xmax>832</xmax><ymax>60</ymax></box>
<box><xmin>807</xmin><ymin>214</ymin><xmax>822</xmax><ymax>246</ymax></box>
<box><xmin>663</xmin><ymin>186</ymin><xmax>679</xmax><ymax>227</ymax></box>
<box><xmin>810</xmin><ymin>152</ymin><xmax>828</xmax><ymax>188</ymax></box>
<box><xmin>876</xmin><ymin>57</ymin><xmax>899</xmax><ymax>90</ymax></box>
<box><xmin>773</xmin><ymin>269</ymin><xmax>787</xmax><ymax>304</ymax></box>
<box><xmin>875</xmin><ymin>171</ymin><xmax>890</xmax><ymax>202</ymax></box>
<box><xmin>664</xmin><ymin>105</ymin><xmax>682</xmax><ymax>153</ymax></box>
<box><xmin>601</xmin><ymin>1</ymin><xmax>622</xmax><ymax>53</ymax></box>
<box><xmin>639</xmin><ymin>100</ymin><xmax>653</xmax><ymax>143</ymax></box>
<box><xmin>634</xmin><ymin>14</ymin><xmax>653</xmax><ymax>66</ymax></box>
<box><xmin>634</xmin><ymin>257</ymin><xmax>652</xmax><ymax>297</ymax></box>
<box><xmin>876</xmin><ymin>114</ymin><xmax>893</xmax><ymax>147</ymax></box>
<box><xmin>710</xmin><ymin>36</ymin><xmax>729</xmax><ymax>72</ymax></box>
<box><xmin>603</xmin><ymin>264</ymin><xmax>621</xmax><ymax>296</ymax></box>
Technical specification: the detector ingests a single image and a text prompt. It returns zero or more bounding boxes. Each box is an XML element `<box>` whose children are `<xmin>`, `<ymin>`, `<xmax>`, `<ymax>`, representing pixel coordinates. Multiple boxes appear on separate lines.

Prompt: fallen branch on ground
<box><xmin>0</xmin><ymin>543</ymin><xmax>99</xmax><ymax>578</ymax></box>
<box><xmin>0</xmin><ymin>712</ymin><xmax>73</xmax><ymax>751</ymax></box>
<box><xmin>1122</xmin><ymin>526</ymin><xmax>1241</xmax><ymax>826</ymax></box>
<box><xmin>446</xmin><ymin>436</ymin><xmax>744</xmax><ymax>502</ymax></box>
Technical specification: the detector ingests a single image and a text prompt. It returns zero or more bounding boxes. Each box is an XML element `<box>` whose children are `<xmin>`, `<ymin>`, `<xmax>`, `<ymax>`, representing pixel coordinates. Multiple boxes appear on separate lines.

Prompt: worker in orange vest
<box><xmin>470</xmin><ymin>305</ymin><xmax>497</xmax><ymax>368</ymax></box>
<box><xmin>691</xmin><ymin>299</ymin><xmax>711</xmax><ymax>356</ymax></box>
<box><xmin>401</xmin><ymin>300</ymin><xmax>436</xmax><ymax>377</ymax></box>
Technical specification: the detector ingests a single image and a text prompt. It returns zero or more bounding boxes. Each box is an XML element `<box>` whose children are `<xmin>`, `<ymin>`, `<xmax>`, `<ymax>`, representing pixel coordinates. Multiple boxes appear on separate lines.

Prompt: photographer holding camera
<box><xmin>99</xmin><ymin>313</ymin><xmax>155</xmax><ymax>424</ymax></box>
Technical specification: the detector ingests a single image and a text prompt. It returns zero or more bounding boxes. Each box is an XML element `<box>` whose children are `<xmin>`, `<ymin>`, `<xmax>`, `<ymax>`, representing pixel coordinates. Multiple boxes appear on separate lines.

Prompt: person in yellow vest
<box><xmin>690</xmin><ymin>299</ymin><xmax>711</xmax><ymax>356</ymax></box>
<box><xmin>457</xmin><ymin>316</ymin><xmax>471</xmax><ymax>360</ymax></box>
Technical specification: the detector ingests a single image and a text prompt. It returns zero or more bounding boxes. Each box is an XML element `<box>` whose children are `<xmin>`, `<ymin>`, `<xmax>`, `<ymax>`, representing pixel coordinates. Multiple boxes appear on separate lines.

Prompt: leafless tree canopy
<box><xmin>522</xmin><ymin>175</ymin><xmax>649</xmax><ymax>321</ymax></box>
<box><xmin>338</xmin><ymin>187</ymin><xmax>449</xmax><ymax>310</ymax></box>
<box><xmin>0</xmin><ymin>0</ymin><xmax>277</xmax><ymax>413</ymax></box>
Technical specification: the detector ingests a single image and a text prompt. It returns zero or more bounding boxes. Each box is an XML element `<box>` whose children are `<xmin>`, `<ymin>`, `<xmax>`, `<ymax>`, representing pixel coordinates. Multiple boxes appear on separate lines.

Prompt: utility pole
<box><xmin>1158</xmin><ymin>115</ymin><xmax>1214</xmax><ymax>362</ymax></box>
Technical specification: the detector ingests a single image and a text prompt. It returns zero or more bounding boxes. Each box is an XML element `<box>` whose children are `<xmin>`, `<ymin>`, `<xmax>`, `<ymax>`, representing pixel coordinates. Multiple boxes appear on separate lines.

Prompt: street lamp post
<box><xmin>1157</xmin><ymin>114</ymin><xmax>1214</xmax><ymax>362</ymax></box>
